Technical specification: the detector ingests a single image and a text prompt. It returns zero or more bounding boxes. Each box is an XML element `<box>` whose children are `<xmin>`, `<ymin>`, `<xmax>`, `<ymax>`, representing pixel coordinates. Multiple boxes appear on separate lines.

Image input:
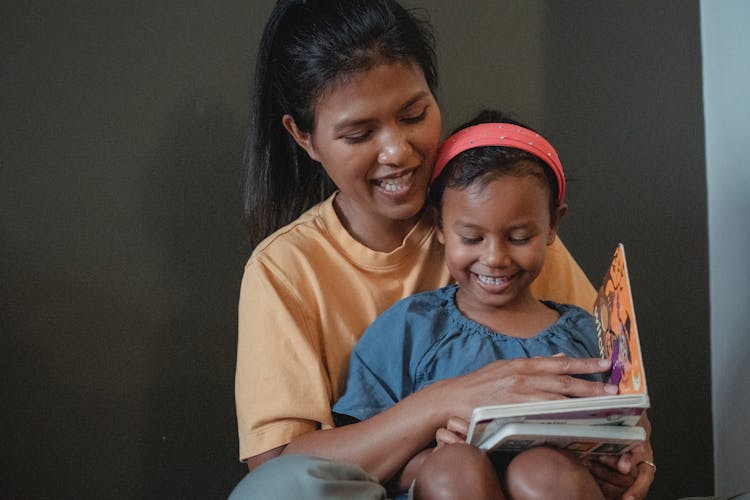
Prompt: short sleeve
<box><xmin>332</xmin><ymin>310</ymin><xmax>409</xmax><ymax>421</ymax></box>
<box><xmin>333</xmin><ymin>292</ymin><xmax>448</xmax><ymax>422</ymax></box>
<box><xmin>532</xmin><ymin>237</ymin><xmax>597</xmax><ymax>312</ymax></box>
<box><xmin>235</xmin><ymin>258</ymin><xmax>333</xmax><ymax>461</ymax></box>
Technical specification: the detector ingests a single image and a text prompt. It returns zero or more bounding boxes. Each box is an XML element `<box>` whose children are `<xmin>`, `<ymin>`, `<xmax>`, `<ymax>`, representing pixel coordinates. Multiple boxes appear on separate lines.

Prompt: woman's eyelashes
<box><xmin>402</xmin><ymin>106</ymin><xmax>427</xmax><ymax>124</ymax></box>
<box><xmin>342</xmin><ymin>130</ymin><xmax>373</xmax><ymax>144</ymax></box>
<box><xmin>340</xmin><ymin>107</ymin><xmax>428</xmax><ymax>144</ymax></box>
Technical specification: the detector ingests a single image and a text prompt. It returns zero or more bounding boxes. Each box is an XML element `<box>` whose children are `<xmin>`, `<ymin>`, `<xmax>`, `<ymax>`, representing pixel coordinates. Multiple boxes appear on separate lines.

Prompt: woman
<box><xmin>232</xmin><ymin>1</ymin><xmax>654</xmax><ymax>498</ymax></box>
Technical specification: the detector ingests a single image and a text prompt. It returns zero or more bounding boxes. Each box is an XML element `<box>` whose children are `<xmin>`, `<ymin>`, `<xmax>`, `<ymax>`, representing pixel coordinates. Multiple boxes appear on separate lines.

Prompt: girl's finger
<box><xmin>435</xmin><ymin>427</ymin><xmax>463</xmax><ymax>445</ymax></box>
<box><xmin>446</xmin><ymin>416</ymin><xmax>469</xmax><ymax>435</ymax></box>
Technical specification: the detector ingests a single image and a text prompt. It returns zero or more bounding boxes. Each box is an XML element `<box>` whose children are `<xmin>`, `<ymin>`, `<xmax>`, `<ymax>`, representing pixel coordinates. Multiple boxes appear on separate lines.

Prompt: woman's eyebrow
<box><xmin>399</xmin><ymin>91</ymin><xmax>431</xmax><ymax>110</ymax></box>
<box><xmin>332</xmin><ymin>117</ymin><xmax>375</xmax><ymax>134</ymax></box>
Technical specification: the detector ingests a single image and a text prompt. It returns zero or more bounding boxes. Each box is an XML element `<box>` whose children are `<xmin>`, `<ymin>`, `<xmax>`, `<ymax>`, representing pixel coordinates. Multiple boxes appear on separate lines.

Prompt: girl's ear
<box><xmin>436</xmin><ymin>223</ymin><xmax>446</xmax><ymax>245</ymax></box>
<box><xmin>547</xmin><ymin>203</ymin><xmax>568</xmax><ymax>245</ymax></box>
<box><xmin>282</xmin><ymin>114</ymin><xmax>320</xmax><ymax>162</ymax></box>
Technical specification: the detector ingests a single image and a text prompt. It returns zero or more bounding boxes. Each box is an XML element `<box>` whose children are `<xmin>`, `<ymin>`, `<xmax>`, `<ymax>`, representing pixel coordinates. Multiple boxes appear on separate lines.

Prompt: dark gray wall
<box><xmin>539</xmin><ymin>3</ymin><xmax>712</xmax><ymax>498</ymax></box>
<box><xmin>1</xmin><ymin>1</ymin><xmax>264</xmax><ymax>497</ymax></box>
<box><xmin>2</xmin><ymin>1</ymin><xmax>711</xmax><ymax>498</ymax></box>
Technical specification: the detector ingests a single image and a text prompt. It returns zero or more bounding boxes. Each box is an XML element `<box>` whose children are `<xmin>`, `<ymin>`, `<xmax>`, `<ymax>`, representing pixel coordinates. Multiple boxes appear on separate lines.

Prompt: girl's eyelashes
<box><xmin>458</xmin><ymin>234</ymin><xmax>532</xmax><ymax>246</ymax></box>
<box><xmin>509</xmin><ymin>236</ymin><xmax>531</xmax><ymax>245</ymax></box>
<box><xmin>460</xmin><ymin>235</ymin><xmax>482</xmax><ymax>245</ymax></box>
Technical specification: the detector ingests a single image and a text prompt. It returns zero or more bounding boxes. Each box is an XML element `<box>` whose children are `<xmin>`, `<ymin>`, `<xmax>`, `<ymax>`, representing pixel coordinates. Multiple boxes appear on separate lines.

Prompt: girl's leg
<box><xmin>412</xmin><ymin>443</ymin><xmax>505</xmax><ymax>500</ymax></box>
<box><xmin>228</xmin><ymin>454</ymin><xmax>387</xmax><ymax>500</ymax></box>
<box><xmin>504</xmin><ymin>446</ymin><xmax>605</xmax><ymax>500</ymax></box>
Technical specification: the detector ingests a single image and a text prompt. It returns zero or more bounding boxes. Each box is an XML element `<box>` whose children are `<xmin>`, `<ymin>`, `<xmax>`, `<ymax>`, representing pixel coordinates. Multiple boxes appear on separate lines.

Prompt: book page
<box><xmin>592</xmin><ymin>244</ymin><xmax>647</xmax><ymax>394</ymax></box>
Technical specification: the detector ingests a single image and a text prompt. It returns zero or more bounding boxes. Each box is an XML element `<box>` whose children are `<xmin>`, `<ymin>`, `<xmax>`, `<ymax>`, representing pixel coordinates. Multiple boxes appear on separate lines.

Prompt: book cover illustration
<box><xmin>592</xmin><ymin>244</ymin><xmax>646</xmax><ymax>395</ymax></box>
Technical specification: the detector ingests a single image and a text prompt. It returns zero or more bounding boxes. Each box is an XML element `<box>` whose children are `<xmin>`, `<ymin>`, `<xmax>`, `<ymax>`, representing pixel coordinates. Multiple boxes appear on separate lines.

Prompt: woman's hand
<box><xmin>437</xmin><ymin>356</ymin><xmax>618</xmax><ymax>419</ymax></box>
<box><xmin>434</xmin><ymin>416</ymin><xmax>469</xmax><ymax>450</ymax></box>
<box><xmin>585</xmin><ymin>413</ymin><xmax>654</xmax><ymax>499</ymax></box>
<box><xmin>619</xmin><ymin>413</ymin><xmax>655</xmax><ymax>500</ymax></box>
<box><xmin>585</xmin><ymin>454</ymin><xmax>639</xmax><ymax>500</ymax></box>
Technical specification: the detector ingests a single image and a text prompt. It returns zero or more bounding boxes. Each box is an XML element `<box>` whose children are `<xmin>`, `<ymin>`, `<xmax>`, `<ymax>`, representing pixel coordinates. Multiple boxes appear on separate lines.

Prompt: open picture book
<box><xmin>465</xmin><ymin>244</ymin><xmax>649</xmax><ymax>457</ymax></box>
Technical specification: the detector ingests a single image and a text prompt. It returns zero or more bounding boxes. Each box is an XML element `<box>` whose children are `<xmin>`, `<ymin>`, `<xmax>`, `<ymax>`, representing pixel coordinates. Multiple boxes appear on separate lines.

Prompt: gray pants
<box><xmin>228</xmin><ymin>455</ymin><xmax>388</xmax><ymax>500</ymax></box>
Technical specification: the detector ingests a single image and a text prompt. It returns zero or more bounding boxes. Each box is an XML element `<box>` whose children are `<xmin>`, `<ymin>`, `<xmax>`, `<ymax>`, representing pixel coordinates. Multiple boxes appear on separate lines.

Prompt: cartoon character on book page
<box><xmin>594</xmin><ymin>246</ymin><xmax>645</xmax><ymax>394</ymax></box>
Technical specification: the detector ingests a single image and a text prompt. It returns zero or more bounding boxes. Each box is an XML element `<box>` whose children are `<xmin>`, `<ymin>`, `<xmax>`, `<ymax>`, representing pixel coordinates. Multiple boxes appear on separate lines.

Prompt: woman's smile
<box><xmin>373</xmin><ymin>169</ymin><xmax>416</xmax><ymax>195</ymax></box>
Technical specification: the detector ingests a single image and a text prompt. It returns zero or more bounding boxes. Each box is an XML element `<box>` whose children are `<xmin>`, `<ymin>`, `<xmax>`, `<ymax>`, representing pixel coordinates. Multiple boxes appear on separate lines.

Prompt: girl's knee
<box><xmin>413</xmin><ymin>443</ymin><xmax>503</xmax><ymax>500</ymax></box>
<box><xmin>504</xmin><ymin>446</ymin><xmax>604</xmax><ymax>500</ymax></box>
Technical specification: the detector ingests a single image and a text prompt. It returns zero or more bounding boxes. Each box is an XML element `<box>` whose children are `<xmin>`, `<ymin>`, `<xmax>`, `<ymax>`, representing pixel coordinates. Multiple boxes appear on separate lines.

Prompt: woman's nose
<box><xmin>377</xmin><ymin>130</ymin><xmax>414</xmax><ymax>166</ymax></box>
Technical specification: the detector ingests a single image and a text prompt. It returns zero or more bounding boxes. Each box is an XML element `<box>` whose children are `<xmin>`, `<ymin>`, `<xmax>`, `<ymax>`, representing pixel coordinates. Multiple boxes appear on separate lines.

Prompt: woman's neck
<box><xmin>332</xmin><ymin>197</ymin><xmax>423</xmax><ymax>253</ymax></box>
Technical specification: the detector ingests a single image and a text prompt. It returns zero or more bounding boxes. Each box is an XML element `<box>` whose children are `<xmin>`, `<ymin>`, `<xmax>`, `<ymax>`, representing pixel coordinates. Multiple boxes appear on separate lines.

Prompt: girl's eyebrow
<box><xmin>451</xmin><ymin>219</ymin><xmax>535</xmax><ymax>231</ymax></box>
<box><xmin>332</xmin><ymin>91</ymin><xmax>431</xmax><ymax>134</ymax></box>
<box><xmin>452</xmin><ymin>220</ymin><xmax>483</xmax><ymax>230</ymax></box>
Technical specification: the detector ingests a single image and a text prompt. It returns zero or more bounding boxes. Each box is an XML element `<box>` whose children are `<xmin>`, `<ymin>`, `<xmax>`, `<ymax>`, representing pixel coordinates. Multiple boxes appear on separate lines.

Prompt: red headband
<box><xmin>432</xmin><ymin>122</ymin><xmax>566</xmax><ymax>204</ymax></box>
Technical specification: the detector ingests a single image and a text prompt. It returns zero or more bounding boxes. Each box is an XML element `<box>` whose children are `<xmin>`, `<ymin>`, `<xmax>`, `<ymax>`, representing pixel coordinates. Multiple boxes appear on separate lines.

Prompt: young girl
<box><xmin>232</xmin><ymin>1</ymin><xmax>654</xmax><ymax>498</ymax></box>
<box><xmin>333</xmin><ymin>110</ymin><xmax>610</xmax><ymax>499</ymax></box>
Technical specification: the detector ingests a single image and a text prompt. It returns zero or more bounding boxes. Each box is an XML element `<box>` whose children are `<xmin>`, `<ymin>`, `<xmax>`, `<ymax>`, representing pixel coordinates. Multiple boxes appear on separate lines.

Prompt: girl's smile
<box><xmin>437</xmin><ymin>171</ymin><xmax>561</xmax><ymax>323</ymax></box>
<box><xmin>474</xmin><ymin>271</ymin><xmax>519</xmax><ymax>293</ymax></box>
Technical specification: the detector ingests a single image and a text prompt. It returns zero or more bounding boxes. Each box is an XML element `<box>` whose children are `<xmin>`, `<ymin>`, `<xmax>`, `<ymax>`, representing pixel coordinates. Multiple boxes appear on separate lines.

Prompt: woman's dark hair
<box><xmin>429</xmin><ymin>109</ymin><xmax>562</xmax><ymax>225</ymax></box>
<box><xmin>244</xmin><ymin>0</ymin><xmax>438</xmax><ymax>247</ymax></box>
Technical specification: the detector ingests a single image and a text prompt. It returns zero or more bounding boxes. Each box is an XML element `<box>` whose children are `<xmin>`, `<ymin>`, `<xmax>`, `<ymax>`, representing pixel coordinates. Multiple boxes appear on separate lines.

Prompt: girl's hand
<box><xmin>434</xmin><ymin>416</ymin><xmax>469</xmax><ymax>450</ymax></box>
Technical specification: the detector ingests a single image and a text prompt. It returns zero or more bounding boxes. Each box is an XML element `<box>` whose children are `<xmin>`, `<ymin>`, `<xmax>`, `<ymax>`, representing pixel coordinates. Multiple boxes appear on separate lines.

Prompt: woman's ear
<box><xmin>282</xmin><ymin>114</ymin><xmax>320</xmax><ymax>161</ymax></box>
<box><xmin>547</xmin><ymin>203</ymin><xmax>568</xmax><ymax>245</ymax></box>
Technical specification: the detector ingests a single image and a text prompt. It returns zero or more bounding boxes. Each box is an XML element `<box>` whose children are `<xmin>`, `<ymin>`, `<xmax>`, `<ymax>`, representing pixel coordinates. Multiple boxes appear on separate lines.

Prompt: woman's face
<box><xmin>284</xmin><ymin>61</ymin><xmax>441</xmax><ymax>246</ymax></box>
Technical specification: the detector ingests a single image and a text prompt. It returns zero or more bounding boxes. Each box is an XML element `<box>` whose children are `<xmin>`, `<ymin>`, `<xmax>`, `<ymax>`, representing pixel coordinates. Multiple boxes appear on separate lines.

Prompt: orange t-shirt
<box><xmin>235</xmin><ymin>194</ymin><xmax>595</xmax><ymax>461</ymax></box>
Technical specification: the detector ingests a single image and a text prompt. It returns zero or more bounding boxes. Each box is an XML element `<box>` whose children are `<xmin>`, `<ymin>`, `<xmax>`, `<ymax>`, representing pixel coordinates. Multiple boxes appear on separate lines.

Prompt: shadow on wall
<box><xmin>139</xmin><ymin>90</ymin><xmax>248</xmax><ymax>498</ymax></box>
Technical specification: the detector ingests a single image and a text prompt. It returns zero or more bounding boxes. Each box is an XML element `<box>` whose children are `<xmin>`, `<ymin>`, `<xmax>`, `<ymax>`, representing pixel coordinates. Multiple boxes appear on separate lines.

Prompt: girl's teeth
<box><xmin>477</xmin><ymin>275</ymin><xmax>508</xmax><ymax>285</ymax></box>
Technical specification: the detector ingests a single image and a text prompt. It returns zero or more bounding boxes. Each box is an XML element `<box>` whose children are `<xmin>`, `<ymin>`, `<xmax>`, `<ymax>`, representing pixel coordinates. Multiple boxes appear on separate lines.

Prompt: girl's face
<box><xmin>283</xmin><ymin>61</ymin><xmax>441</xmax><ymax>248</ymax></box>
<box><xmin>437</xmin><ymin>172</ymin><xmax>563</xmax><ymax>315</ymax></box>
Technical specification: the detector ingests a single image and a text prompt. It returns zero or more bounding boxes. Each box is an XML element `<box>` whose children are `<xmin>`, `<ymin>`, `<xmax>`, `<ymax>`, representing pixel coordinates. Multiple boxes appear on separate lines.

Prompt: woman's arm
<box><xmin>282</xmin><ymin>356</ymin><xmax>617</xmax><ymax>484</ymax></box>
<box><xmin>282</xmin><ymin>380</ymin><xmax>449</xmax><ymax>483</ymax></box>
<box><xmin>386</xmin><ymin>448</ymin><xmax>433</xmax><ymax>494</ymax></box>
<box><xmin>246</xmin><ymin>446</ymin><xmax>285</xmax><ymax>472</ymax></box>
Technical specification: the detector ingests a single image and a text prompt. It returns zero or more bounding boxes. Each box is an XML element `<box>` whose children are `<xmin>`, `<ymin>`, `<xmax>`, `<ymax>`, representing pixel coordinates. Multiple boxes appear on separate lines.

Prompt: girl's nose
<box><xmin>483</xmin><ymin>241</ymin><xmax>510</xmax><ymax>268</ymax></box>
